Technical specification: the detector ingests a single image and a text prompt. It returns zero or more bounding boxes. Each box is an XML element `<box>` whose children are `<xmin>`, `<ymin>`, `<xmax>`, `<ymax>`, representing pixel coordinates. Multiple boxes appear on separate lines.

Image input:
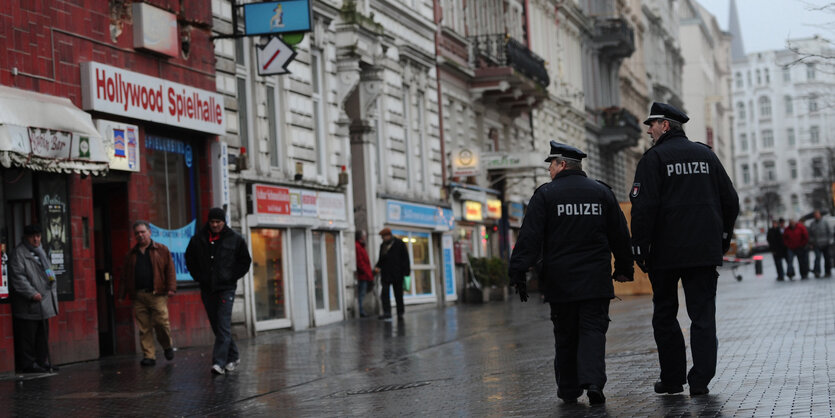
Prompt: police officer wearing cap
<box><xmin>509</xmin><ymin>141</ymin><xmax>633</xmax><ymax>405</ymax></box>
<box><xmin>630</xmin><ymin>102</ymin><xmax>739</xmax><ymax>396</ymax></box>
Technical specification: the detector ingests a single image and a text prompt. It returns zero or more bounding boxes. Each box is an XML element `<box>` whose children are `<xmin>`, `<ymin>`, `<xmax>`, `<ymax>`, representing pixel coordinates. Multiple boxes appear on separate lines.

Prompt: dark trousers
<box><xmin>649</xmin><ymin>267</ymin><xmax>718</xmax><ymax>388</ymax></box>
<box><xmin>200</xmin><ymin>289</ymin><xmax>239</xmax><ymax>368</ymax></box>
<box><xmin>771</xmin><ymin>252</ymin><xmax>785</xmax><ymax>279</ymax></box>
<box><xmin>380</xmin><ymin>278</ymin><xmax>404</xmax><ymax>316</ymax></box>
<box><xmin>812</xmin><ymin>245</ymin><xmax>831</xmax><ymax>276</ymax></box>
<box><xmin>13</xmin><ymin>317</ymin><xmax>49</xmax><ymax>371</ymax></box>
<box><xmin>549</xmin><ymin>299</ymin><xmax>610</xmax><ymax>398</ymax></box>
<box><xmin>786</xmin><ymin>247</ymin><xmax>809</xmax><ymax>278</ymax></box>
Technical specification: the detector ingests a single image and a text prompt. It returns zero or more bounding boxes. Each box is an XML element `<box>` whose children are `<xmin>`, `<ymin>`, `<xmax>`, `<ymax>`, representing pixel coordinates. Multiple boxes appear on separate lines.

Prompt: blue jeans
<box><xmin>357</xmin><ymin>280</ymin><xmax>371</xmax><ymax>316</ymax></box>
<box><xmin>200</xmin><ymin>289</ymin><xmax>238</xmax><ymax>368</ymax></box>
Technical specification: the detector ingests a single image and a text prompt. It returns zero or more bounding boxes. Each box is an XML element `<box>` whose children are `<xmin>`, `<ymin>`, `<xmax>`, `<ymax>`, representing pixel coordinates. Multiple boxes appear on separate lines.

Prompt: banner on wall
<box><xmin>441</xmin><ymin>234</ymin><xmax>457</xmax><ymax>301</ymax></box>
<box><xmin>39</xmin><ymin>175</ymin><xmax>73</xmax><ymax>299</ymax></box>
<box><xmin>150</xmin><ymin>220</ymin><xmax>195</xmax><ymax>282</ymax></box>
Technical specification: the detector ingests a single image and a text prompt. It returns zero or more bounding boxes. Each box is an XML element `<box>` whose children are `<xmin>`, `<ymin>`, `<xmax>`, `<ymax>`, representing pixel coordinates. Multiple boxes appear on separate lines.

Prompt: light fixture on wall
<box><xmin>294</xmin><ymin>161</ymin><xmax>303</xmax><ymax>181</ymax></box>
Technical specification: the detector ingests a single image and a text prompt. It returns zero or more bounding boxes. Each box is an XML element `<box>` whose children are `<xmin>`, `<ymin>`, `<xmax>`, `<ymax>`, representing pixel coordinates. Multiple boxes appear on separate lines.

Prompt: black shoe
<box><xmin>164</xmin><ymin>348</ymin><xmax>175</xmax><ymax>361</ymax></box>
<box><xmin>776</xmin><ymin>277</ymin><xmax>784</xmax><ymax>281</ymax></box>
<box><xmin>40</xmin><ymin>363</ymin><xmax>58</xmax><ymax>372</ymax></box>
<box><xmin>559</xmin><ymin>396</ymin><xmax>577</xmax><ymax>404</ymax></box>
<box><xmin>654</xmin><ymin>381</ymin><xmax>684</xmax><ymax>394</ymax></box>
<box><xmin>378</xmin><ymin>314</ymin><xmax>392</xmax><ymax>320</ymax></box>
<box><xmin>359</xmin><ymin>313</ymin><xmax>368</xmax><ymax>318</ymax></box>
<box><xmin>690</xmin><ymin>386</ymin><xmax>710</xmax><ymax>396</ymax></box>
<box><xmin>586</xmin><ymin>385</ymin><xmax>605</xmax><ymax>405</ymax></box>
<box><xmin>140</xmin><ymin>358</ymin><xmax>156</xmax><ymax>367</ymax></box>
<box><xmin>22</xmin><ymin>364</ymin><xmax>47</xmax><ymax>373</ymax></box>
<box><xmin>801</xmin><ymin>276</ymin><xmax>808</xmax><ymax>280</ymax></box>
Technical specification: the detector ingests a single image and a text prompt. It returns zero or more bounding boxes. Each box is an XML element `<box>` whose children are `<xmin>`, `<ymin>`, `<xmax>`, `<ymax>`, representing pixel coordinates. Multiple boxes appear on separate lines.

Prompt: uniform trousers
<box><xmin>549</xmin><ymin>298</ymin><xmax>610</xmax><ymax>398</ymax></box>
<box><xmin>649</xmin><ymin>266</ymin><xmax>718</xmax><ymax>388</ymax></box>
<box><xmin>134</xmin><ymin>290</ymin><xmax>173</xmax><ymax>360</ymax></box>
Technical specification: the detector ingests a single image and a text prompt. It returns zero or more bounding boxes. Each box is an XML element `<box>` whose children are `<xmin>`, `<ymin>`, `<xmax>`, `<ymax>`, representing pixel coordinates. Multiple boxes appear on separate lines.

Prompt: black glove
<box><xmin>612</xmin><ymin>273</ymin><xmax>633</xmax><ymax>282</ymax></box>
<box><xmin>722</xmin><ymin>232</ymin><xmax>731</xmax><ymax>254</ymax></box>
<box><xmin>514</xmin><ymin>281</ymin><xmax>529</xmax><ymax>302</ymax></box>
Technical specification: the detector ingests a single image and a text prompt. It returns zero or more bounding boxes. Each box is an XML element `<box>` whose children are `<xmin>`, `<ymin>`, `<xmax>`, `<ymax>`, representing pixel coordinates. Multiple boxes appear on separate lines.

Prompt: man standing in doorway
<box><xmin>374</xmin><ymin>228</ymin><xmax>410</xmax><ymax>321</ymax></box>
<box><xmin>508</xmin><ymin>141</ymin><xmax>633</xmax><ymax>405</ymax></box>
<box><xmin>120</xmin><ymin>220</ymin><xmax>177</xmax><ymax>366</ymax></box>
<box><xmin>631</xmin><ymin>102</ymin><xmax>739</xmax><ymax>397</ymax></box>
<box><xmin>10</xmin><ymin>224</ymin><xmax>59</xmax><ymax>373</ymax></box>
<box><xmin>186</xmin><ymin>208</ymin><xmax>251</xmax><ymax>375</ymax></box>
<box><xmin>355</xmin><ymin>230</ymin><xmax>374</xmax><ymax>317</ymax></box>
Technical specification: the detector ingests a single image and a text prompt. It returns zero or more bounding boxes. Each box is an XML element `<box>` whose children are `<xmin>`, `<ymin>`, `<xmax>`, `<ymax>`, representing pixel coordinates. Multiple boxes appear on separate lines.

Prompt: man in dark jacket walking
<box><xmin>766</xmin><ymin>219</ymin><xmax>787</xmax><ymax>281</ymax></box>
<box><xmin>185</xmin><ymin>208</ymin><xmax>251</xmax><ymax>375</ymax></box>
<box><xmin>631</xmin><ymin>102</ymin><xmax>739</xmax><ymax>397</ymax></box>
<box><xmin>509</xmin><ymin>141</ymin><xmax>633</xmax><ymax>405</ymax></box>
<box><xmin>373</xmin><ymin>228</ymin><xmax>410</xmax><ymax>321</ymax></box>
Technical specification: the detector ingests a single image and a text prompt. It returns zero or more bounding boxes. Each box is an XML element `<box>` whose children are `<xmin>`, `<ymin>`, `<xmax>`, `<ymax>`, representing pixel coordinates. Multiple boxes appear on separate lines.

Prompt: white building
<box><xmin>731</xmin><ymin>36</ymin><xmax>835</xmax><ymax>228</ymax></box>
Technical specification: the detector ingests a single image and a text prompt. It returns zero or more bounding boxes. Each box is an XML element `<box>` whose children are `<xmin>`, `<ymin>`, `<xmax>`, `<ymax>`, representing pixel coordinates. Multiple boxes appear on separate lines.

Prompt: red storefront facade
<box><xmin>0</xmin><ymin>1</ymin><xmax>221</xmax><ymax>373</ymax></box>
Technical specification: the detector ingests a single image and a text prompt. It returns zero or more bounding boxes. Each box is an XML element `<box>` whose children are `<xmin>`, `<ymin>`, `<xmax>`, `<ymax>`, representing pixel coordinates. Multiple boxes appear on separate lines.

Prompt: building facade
<box><xmin>0</xmin><ymin>1</ymin><xmax>221</xmax><ymax>373</ymax></box>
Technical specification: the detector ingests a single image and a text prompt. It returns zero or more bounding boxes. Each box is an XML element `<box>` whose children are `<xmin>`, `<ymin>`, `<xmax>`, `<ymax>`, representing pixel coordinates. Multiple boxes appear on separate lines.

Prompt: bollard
<box><xmin>753</xmin><ymin>255</ymin><xmax>763</xmax><ymax>276</ymax></box>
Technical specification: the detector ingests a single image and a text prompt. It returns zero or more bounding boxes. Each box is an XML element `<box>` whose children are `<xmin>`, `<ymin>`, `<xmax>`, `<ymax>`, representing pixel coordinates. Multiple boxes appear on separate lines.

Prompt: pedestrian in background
<box><xmin>185</xmin><ymin>208</ymin><xmax>252</xmax><ymax>375</ymax></box>
<box><xmin>630</xmin><ymin>102</ymin><xmax>739</xmax><ymax>397</ymax></box>
<box><xmin>9</xmin><ymin>224</ymin><xmax>59</xmax><ymax>373</ymax></box>
<box><xmin>119</xmin><ymin>220</ymin><xmax>177</xmax><ymax>366</ymax></box>
<box><xmin>766</xmin><ymin>218</ymin><xmax>787</xmax><ymax>281</ymax></box>
<box><xmin>509</xmin><ymin>141</ymin><xmax>633</xmax><ymax>405</ymax></box>
<box><xmin>355</xmin><ymin>230</ymin><xmax>374</xmax><ymax>317</ymax></box>
<box><xmin>374</xmin><ymin>228</ymin><xmax>409</xmax><ymax>321</ymax></box>
<box><xmin>807</xmin><ymin>210</ymin><xmax>831</xmax><ymax>278</ymax></box>
<box><xmin>782</xmin><ymin>218</ymin><xmax>809</xmax><ymax>280</ymax></box>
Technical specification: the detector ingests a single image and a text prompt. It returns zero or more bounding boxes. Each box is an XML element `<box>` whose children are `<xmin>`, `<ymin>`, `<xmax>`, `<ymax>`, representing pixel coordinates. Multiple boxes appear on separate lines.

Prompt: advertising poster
<box><xmin>39</xmin><ymin>175</ymin><xmax>73</xmax><ymax>299</ymax></box>
<box><xmin>149</xmin><ymin>220</ymin><xmax>196</xmax><ymax>282</ymax></box>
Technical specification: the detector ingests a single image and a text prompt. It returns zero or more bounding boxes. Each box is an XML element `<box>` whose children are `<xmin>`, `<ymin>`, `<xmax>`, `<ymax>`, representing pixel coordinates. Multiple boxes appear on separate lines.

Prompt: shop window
<box><xmin>145</xmin><ymin>135</ymin><xmax>201</xmax><ymax>281</ymax></box>
<box><xmin>393</xmin><ymin>229</ymin><xmax>435</xmax><ymax>297</ymax></box>
<box><xmin>312</xmin><ymin>230</ymin><xmax>340</xmax><ymax>312</ymax></box>
<box><xmin>250</xmin><ymin>228</ymin><xmax>286</xmax><ymax>321</ymax></box>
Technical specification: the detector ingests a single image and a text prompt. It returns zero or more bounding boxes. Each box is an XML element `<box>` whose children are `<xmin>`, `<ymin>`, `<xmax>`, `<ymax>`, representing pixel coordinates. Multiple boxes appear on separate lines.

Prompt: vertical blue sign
<box><xmin>442</xmin><ymin>235</ymin><xmax>456</xmax><ymax>299</ymax></box>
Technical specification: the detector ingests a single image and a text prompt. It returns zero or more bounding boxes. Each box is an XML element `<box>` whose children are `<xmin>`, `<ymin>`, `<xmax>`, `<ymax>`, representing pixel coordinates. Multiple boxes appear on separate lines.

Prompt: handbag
<box><xmin>403</xmin><ymin>275</ymin><xmax>411</xmax><ymax>292</ymax></box>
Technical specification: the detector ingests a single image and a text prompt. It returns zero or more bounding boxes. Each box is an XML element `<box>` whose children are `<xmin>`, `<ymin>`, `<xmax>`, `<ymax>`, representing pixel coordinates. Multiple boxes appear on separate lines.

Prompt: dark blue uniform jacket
<box><xmin>509</xmin><ymin>169</ymin><xmax>633</xmax><ymax>303</ymax></box>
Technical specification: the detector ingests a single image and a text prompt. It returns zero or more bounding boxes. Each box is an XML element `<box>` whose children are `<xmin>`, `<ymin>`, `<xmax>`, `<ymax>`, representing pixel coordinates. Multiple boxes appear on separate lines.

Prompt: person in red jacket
<box><xmin>782</xmin><ymin>219</ymin><xmax>809</xmax><ymax>279</ymax></box>
<box><xmin>355</xmin><ymin>230</ymin><xmax>374</xmax><ymax>317</ymax></box>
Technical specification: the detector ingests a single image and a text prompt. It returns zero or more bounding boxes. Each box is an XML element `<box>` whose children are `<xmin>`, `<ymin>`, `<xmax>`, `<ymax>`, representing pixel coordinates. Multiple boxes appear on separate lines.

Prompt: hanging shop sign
<box><xmin>386</xmin><ymin>199</ymin><xmax>455</xmax><ymax>231</ymax></box>
<box><xmin>481</xmin><ymin>151</ymin><xmax>543</xmax><ymax>170</ymax></box>
<box><xmin>451</xmin><ymin>147</ymin><xmax>480</xmax><ymax>177</ymax></box>
<box><xmin>507</xmin><ymin>202</ymin><xmax>524</xmax><ymax>227</ymax></box>
<box><xmin>95</xmin><ymin>119</ymin><xmax>141</xmax><ymax>172</ymax></box>
<box><xmin>486</xmin><ymin>199</ymin><xmax>502</xmax><ymax>220</ymax></box>
<box><xmin>243</xmin><ymin>0</ymin><xmax>313</xmax><ymax>36</ymax></box>
<box><xmin>463</xmin><ymin>200</ymin><xmax>483</xmax><ymax>222</ymax></box>
<box><xmin>80</xmin><ymin>62</ymin><xmax>226</xmax><ymax>135</ymax></box>
<box><xmin>256</xmin><ymin>36</ymin><xmax>297</xmax><ymax>76</ymax></box>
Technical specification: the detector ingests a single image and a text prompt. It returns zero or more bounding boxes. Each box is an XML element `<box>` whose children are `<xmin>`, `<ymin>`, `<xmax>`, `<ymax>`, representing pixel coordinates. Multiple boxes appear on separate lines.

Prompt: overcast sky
<box><xmin>696</xmin><ymin>0</ymin><xmax>835</xmax><ymax>54</ymax></box>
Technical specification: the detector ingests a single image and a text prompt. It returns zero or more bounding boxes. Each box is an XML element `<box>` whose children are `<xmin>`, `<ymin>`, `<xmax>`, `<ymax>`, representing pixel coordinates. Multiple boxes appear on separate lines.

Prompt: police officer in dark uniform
<box><xmin>630</xmin><ymin>102</ymin><xmax>739</xmax><ymax>397</ymax></box>
<box><xmin>509</xmin><ymin>141</ymin><xmax>633</xmax><ymax>405</ymax></box>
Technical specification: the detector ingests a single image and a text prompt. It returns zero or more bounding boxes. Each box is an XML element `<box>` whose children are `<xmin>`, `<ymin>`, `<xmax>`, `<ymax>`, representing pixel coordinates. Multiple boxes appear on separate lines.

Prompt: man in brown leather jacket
<box><xmin>120</xmin><ymin>220</ymin><xmax>177</xmax><ymax>366</ymax></box>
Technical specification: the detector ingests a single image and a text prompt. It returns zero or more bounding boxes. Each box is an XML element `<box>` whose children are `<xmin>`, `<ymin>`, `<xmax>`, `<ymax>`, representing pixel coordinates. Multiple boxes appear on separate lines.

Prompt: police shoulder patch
<box><xmin>630</xmin><ymin>182</ymin><xmax>640</xmax><ymax>198</ymax></box>
<box><xmin>595</xmin><ymin>179</ymin><xmax>612</xmax><ymax>190</ymax></box>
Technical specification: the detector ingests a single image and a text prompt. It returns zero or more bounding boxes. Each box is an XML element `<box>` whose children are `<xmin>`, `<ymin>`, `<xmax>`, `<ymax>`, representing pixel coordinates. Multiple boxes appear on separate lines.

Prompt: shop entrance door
<box><xmin>289</xmin><ymin>228</ymin><xmax>310</xmax><ymax>330</ymax></box>
<box><xmin>92</xmin><ymin>181</ymin><xmax>129</xmax><ymax>356</ymax></box>
<box><xmin>312</xmin><ymin>230</ymin><xmax>343</xmax><ymax>326</ymax></box>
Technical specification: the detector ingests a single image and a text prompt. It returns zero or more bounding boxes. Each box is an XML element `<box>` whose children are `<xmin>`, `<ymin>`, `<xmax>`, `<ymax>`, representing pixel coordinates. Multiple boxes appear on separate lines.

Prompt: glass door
<box><xmin>312</xmin><ymin>230</ymin><xmax>343</xmax><ymax>325</ymax></box>
<box><xmin>250</xmin><ymin>228</ymin><xmax>291</xmax><ymax>330</ymax></box>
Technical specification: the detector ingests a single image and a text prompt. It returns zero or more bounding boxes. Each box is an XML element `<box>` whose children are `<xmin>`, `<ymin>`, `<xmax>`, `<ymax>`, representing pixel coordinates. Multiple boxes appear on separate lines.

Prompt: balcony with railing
<box><xmin>594</xmin><ymin>18</ymin><xmax>635</xmax><ymax>61</ymax></box>
<box><xmin>598</xmin><ymin>107</ymin><xmax>642</xmax><ymax>152</ymax></box>
<box><xmin>467</xmin><ymin>34</ymin><xmax>550</xmax><ymax>115</ymax></box>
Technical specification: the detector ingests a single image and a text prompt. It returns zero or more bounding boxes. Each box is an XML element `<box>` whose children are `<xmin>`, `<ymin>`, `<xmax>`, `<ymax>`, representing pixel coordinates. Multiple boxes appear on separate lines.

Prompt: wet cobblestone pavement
<box><xmin>3</xmin><ymin>257</ymin><xmax>835</xmax><ymax>416</ymax></box>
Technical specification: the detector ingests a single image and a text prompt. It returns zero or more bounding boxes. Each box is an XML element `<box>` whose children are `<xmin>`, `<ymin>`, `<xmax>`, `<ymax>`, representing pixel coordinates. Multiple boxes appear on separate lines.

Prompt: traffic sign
<box><xmin>256</xmin><ymin>36</ymin><xmax>297</xmax><ymax>76</ymax></box>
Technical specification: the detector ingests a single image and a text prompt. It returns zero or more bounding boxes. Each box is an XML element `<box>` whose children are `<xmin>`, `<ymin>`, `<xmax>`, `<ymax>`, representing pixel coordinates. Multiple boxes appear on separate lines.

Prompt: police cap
<box><xmin>545</xmin><ymin>141</ymin><xmax>587</xmax><ymax>162</ymax></box>
<box><xmin>643</xmin><ymin>102</ymin><xmax>689</xmax><ymax>125</ymax></box>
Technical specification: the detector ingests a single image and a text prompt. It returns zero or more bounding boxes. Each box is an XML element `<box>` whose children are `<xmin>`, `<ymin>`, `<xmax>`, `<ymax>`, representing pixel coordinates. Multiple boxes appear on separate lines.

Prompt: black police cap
<box><xmin>545</xmin><ymin>140</ymin><xmax>587</xmax><ymax>162</ymax></box>
<box><xmin>643</xmin><ymin>102</ymin><xmax>689</xmax><ymax>125</ymax></box>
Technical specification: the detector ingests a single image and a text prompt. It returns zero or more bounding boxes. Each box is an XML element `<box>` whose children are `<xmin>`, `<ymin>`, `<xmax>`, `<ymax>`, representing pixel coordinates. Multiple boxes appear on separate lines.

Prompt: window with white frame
<box><xmin>784</xmin><ymin>95</ymin><xmax>793</xmax><ymax>115</ymax></box>
<box><xmin>762</xmin><ymin>130</ymin><xmax>774</xmax><ymax>148</ymax></box>
<box><xmin>740</xmin><ymin>133</ymin><xmax>748</xmax><ymax>151</ymax></box>
<box><xmin>415</xmin><ymin>90</ymin><xmax>427</xmax><ymax>192</ymax></box>
<box><xmin>758</xmin><ymin>96</ymin><xmax>771</xmax><ymax>118</ymax></box>
<box><xmin>788</xmin><ymin>159</ymin><xmax>797</xmax><ymax>179</ymax></box>
<box><xmin>267</xmin><ymin>85</ymin><xmax>280</xmax><ymax>167</ymax></box>
<box><xmin>810</xmin><ymin>96</ymin><xmax>819</xmax><ymax>113</ymax></box>
<box><xmin>791</xmin><ymin>194</ymin><xmax>799</xmax><ymax>212</ymax></box>
<box><xmin>402</xmin><ymin>84</ymin><xmax>414</xmax><ymax>188</ymax></box>
<box><xmin>756</xmin><ymin>69</ymin><xmax>761</xmax><ymax>84</ymax></box>
<box><xmin>742</xmin><ymin>164</ymin><xmax>750</xmax><ymax>184</ymax></box>
<box><xmin>735</xmin><ymin>72</ymin><xmax>743</xmax><ymax>88</ymax></box>
<box><xmin>763</xmin><ymin>160</ymin><xmax>776</xmax><ymax>182</ymax></box>
<box><xmin>737</xmin><ymin>102</ymin><xmax>745</xmax><ymax>120</ymax></box>
<box><xmin>812</xmin><ymin>157</ymin><xmax>824</xmax><ymax>178</ymax></box>
<box><xmin>236</xmin><ymin>77</ymin><xmax>249</xmax><ymax>152</ymax></box>
<box><xmin>442</xmin><ymin>0</ymin><xmax>466</xmax><ymax>34</ymax></box>
<box><xmin>747</xmin><ymin>71</ymin><xmax>752</xmax><ymax>86</ymax></box>
<box><xmin>765</xmin><ymin>68</ymin><xmax>770</xmax><ymax>84</ymax></box>
<box><xmin>783</xmin><ymin>66</ymin><xmax>791</xmax><ymax>82</ymax></box>
<box><xmin>788</xmin><ymin>128</ymin><xmax>795</xmax><ymax>146</ymax></box>
<box><xmin>810</xmin><ymin>126</ymin><xmax>820</xmax><ymax>144</ymax></box>
<box><xmin>807</xmin><ymin>63</ymin><xmax>816</xmax><ymax>80</ymax></box>
<box><xmin>311</xmin><ymin>49</ymin><xmax>327</xmax><ymax>177</ymax></box>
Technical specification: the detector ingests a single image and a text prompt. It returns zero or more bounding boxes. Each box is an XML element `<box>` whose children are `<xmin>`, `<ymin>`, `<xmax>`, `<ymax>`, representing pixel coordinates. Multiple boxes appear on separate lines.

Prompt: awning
<box><xmin>0</xmin><ymin>85</ymin><xmax>109</xmax><ymax>175</ymax></box>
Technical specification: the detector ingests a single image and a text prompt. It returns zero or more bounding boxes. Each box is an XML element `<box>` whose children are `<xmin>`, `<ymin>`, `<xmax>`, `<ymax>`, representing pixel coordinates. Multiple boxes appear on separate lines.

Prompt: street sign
<box><xmin>256</xmin><ymin>36</ymin><xmax>297</xmax><ymax>76</ymax></box>
<box><xmin>244</xmin><ymin>0</ymin><xmax>312</xmax><ymax>36</ymax></box>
